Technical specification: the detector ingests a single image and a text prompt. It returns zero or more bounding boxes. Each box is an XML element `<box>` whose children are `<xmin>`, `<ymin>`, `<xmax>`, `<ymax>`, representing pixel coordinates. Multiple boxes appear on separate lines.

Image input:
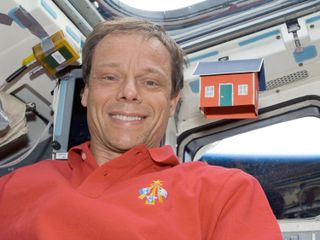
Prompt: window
<box><xmin>115</xmin><ymin>0</ymin><xmax>205</xmax><ymax>11</ymax></box>
<box><xmin>196</xmin><ymin>116</ymin><xmax>320</xmax><ymax>219</ymax></box>
<box><xmin>238</xmin><ymin>84</ymin><xmax>248</xmax><ymax>95</ymax></box>
<box><xmin>88</xmin><ymin>1</ymin><xmax>318</xmax><ymax>53</ymax></box>
<box><xmin>204</xmin><ymin>86</ymin><xmax>214</xmax><ymax>98</ymax></box>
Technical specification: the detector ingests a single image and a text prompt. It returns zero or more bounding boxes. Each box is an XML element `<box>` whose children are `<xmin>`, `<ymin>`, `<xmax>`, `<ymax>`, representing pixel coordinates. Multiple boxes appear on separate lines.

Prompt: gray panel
<box><xmin>52</xmin><ymin>68</ymin><xmax>82</xmax><ymax>159</ymax></box>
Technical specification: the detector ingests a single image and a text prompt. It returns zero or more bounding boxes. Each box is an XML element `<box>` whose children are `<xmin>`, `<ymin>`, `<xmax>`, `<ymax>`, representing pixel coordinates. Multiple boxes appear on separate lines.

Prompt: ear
<box><xmin>81</xmin><ymin>85</ymin><xmax>89</xmax><ymax>107</ymax></box>
<box><xmin>169</xmin><ymin>93</ymin><xmax>180</xmax><ymax>117</ymax></box>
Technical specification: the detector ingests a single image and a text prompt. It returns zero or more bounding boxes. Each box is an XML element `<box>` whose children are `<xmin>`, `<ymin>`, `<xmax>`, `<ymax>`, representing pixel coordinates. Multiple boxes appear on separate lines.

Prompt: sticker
<box><xmin>51</xmin><ymin>50</ymin><xmax>66</xmax><ymax>65</ymax></box>
<box><xmin>138</xmin><ymin>180</ymin><xmax>168</xmax><ymax>205</ymax></box>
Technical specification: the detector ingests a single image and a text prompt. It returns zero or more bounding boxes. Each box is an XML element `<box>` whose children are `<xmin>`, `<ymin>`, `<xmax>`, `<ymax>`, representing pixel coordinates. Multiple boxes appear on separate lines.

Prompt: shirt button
<box><xmin>135</xmin><ymin>151</ymin><xmax>142</xmax><ymax>156</ymax></box>
<box><xmin>81</xmin><ymin>153</ymin><xmax>86</xmax><ymax>160</ymax></box>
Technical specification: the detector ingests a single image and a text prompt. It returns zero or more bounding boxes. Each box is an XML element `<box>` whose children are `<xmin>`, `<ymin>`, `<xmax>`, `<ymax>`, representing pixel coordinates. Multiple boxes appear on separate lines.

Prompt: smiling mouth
<box><xmin>111</xmin><ymin>114</ymin><xmax>145</xmax><ymax>121</ymax></box>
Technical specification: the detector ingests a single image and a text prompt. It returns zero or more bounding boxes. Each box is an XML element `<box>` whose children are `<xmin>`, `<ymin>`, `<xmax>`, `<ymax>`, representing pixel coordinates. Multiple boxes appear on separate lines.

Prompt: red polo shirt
<box><xmin>0</xmin><ymin>142</ymin><xmax>282</xmax><ymax>239</ymax></box>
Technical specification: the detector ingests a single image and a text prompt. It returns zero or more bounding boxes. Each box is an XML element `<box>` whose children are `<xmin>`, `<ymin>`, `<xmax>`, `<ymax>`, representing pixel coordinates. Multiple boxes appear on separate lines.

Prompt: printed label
<box><xmin>51</xmin><ymin>50</ymin><xmax>66</xmax><ymax>65</ymax></box>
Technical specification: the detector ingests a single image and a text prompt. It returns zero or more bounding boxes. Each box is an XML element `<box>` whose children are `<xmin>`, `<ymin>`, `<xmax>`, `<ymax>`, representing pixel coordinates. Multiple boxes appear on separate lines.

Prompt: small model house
<box><xmin>193</xmin><ymin>59</ymin><xmax>266</xmax><ymax>119</ymax></box>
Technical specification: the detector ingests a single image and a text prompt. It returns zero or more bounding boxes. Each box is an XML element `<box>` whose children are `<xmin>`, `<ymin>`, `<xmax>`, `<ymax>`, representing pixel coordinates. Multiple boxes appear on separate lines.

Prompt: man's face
<box><xmin>81</xmin><ymin>33</ymin><xmax>180</xmax><ymax>154</ymax></box>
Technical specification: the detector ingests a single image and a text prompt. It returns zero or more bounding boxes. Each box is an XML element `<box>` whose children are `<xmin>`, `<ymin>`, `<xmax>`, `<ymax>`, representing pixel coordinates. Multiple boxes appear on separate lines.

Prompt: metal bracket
<box><xmin>286</xmin><ymin>19</ymin><xmax>304</xmax><ymax>53</ymax></box>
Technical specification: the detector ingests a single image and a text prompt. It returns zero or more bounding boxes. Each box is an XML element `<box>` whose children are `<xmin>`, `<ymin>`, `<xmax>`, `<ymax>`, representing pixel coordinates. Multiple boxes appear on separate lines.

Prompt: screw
<box><xmin>51</xmin><ymin>141</ymin><xmax>61</xmax><ymax>150</ymax></box>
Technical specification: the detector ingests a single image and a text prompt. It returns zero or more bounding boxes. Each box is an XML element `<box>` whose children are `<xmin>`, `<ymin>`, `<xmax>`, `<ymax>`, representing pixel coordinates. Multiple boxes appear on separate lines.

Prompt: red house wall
<box><xmin>200</xmin><ymin>72</ymin><xmax>258</xmax><ymax>107</ymax></box>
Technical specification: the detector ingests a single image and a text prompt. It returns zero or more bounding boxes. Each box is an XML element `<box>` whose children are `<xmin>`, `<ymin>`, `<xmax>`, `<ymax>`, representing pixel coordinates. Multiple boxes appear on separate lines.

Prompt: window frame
<box><xmin>177</xmin><ymin>95</ymin><xmax>320</xmax><ymax>162</ymax></box>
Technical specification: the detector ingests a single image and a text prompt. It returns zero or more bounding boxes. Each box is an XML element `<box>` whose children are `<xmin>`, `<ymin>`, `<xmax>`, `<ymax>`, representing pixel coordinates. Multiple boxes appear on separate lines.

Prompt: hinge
<box><xmin>286</xmin><ymin>19</ymin><xmax>304</xmax><ymax>53</ymax></box>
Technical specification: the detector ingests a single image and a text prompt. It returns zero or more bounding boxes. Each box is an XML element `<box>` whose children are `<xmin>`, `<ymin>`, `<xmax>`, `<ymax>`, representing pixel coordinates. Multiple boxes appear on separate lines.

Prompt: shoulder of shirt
<box><xmin>177</xmin><ymin>161</ymin><xmax>256</xmax><ymax>184</ymax></box>
<box><xmin>0</xmin><ymin>159</ymin><xmax>70</xmax><ymax>181</ymax></box>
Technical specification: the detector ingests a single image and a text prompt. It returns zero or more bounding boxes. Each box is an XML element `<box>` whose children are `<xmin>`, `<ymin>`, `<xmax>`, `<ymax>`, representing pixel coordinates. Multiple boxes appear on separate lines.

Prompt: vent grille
<box><xmin>267</xmin><ymin>70</ymin><xmax>309</xmax><ymax>90</ymax></box>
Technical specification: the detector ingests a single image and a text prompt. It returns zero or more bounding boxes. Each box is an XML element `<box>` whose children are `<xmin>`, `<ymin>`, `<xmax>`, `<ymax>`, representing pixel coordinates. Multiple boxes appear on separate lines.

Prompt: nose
<box><xmin>116</xmin><ymin>77</ymin><xmax>142</xmax><ymax>103</ymax></box>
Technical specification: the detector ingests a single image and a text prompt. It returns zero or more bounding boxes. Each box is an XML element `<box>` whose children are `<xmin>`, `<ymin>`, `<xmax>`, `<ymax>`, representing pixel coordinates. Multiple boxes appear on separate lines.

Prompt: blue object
<box><xmin>293</xmin><ymin>45</ymin><xmax>317</xmax><ymax>63</ymax></box>
<box><xmin>239</xmin><ymin>29</ymin><xmax>280</xmax><ymax>47</ymax></box>
<box><xmin>306</xmin><ymin>15</ymin><xmax>320</xmax><ymax>24</ymax></box>
<box><xmin>188</xmin><ymin>51</ymin><xmax>219</xmax><ymax>64</ymax></box>
<box><xmin>189</xmin><ymin>79</ymin><xmax>200</xmax><ymax>93</ymax></box>
<box><xmin>7</xmin><ymin>8</ymin><xmax>25</xmax><ymax>28</ymax></box>
<box><xmin>41</xmin><ymin>0</ymin><xmax>58</xmax><ymax>19</ymax></box>
<box><xmin>66</xmin><ymin>25</ymin><xmax>81</xmax><ymax>44</ymax></box>
<box><xmin>55</xmin><ymin>80</ymin><xmax>69</xmax><ymax>137</ymax></box>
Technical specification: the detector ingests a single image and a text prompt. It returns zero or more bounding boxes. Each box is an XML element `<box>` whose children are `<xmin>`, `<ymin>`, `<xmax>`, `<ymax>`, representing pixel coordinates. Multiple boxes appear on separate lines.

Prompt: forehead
<box><xmin>91</xmin><ymin>33</ymin><xmax>172</xmax><ymax>75</ymax></box>
<box><xmin>94</xmin><ymin>32</ymin><xmax>169</xmax><ymax>57</ymax></box>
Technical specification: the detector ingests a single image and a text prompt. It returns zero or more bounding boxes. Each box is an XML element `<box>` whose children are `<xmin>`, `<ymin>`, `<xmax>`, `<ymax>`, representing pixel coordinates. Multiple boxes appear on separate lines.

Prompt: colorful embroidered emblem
<box><xmin>138</xmin><ymin>180</ymin><xmax>168</xmax><ymax>205</ymax></box>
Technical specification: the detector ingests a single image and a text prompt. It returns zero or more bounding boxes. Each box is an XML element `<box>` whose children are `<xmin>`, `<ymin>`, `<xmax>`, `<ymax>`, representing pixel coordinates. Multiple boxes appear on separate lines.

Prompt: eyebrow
<box><xmin>95</xmin><ymin>62</ymin><xmax>170</xmax><ymax>80</ymax></box>
<box><xmin>142</xmin><ymin>66</ymin><xmax>169</xmax><ymax>80</ymax></box>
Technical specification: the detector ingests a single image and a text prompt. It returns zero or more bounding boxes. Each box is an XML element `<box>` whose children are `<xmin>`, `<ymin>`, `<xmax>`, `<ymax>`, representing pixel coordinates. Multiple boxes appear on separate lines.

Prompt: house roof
<box><xmin>193</xmin><ymin>58</ymin><xmax>266</xmax><ymax>91</ymax></box>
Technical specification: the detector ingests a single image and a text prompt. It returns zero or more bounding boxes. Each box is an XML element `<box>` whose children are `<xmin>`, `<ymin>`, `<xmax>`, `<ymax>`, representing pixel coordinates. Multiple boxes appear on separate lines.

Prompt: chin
<box><xmin>109</xmin><ymin>135</ymin><xmax>160</xmax><ymax>152</ymax></box>
<box><xmin>111</xmin><ymin>140</ymin><xmax>143</xmax><ymax>152</ymax></box>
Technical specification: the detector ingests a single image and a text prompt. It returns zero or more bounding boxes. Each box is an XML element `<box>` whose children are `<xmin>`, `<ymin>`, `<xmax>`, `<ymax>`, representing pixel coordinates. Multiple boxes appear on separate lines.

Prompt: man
<box><xmin>0</xmin><ymin>17</ymin><xmax>282</xmax><ymax>239</ymax></box>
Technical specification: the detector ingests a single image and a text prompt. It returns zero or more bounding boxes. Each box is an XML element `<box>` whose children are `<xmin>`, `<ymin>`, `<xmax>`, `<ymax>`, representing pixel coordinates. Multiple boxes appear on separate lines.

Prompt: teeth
<box><xmin>111</xmin><ymin>114</ymin><xmax>143</xmax><ymax>121</ymax></box>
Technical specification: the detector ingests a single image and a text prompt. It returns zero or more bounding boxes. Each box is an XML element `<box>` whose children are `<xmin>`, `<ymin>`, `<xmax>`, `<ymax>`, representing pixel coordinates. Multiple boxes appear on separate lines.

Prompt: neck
<box><xmin>89</xmin><ymin>139</ymin><xmax>126</xmax><ymax>166</ymax></box>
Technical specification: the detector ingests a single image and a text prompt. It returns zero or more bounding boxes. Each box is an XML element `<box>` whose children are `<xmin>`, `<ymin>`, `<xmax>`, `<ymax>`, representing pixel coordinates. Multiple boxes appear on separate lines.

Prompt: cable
<box><xmin>1</xmin><ymin>54</ymin><xmax>37</xmax><ymax>92</ymax></box>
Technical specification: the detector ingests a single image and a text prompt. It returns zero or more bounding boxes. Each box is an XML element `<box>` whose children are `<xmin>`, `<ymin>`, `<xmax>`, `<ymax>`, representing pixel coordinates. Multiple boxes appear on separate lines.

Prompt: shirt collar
<box><xmin>149</xmin><ymin>145</ymin><xmax>180</xmax><ymax>166</ymax></box>
<box><xmin>68</xmin><ymin>141</ymin><xmax>180</xmax><ymax>171</ymax></box>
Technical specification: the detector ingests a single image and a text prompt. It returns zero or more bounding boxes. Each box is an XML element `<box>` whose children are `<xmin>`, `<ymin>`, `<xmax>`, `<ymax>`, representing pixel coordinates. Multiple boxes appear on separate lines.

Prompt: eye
<box><xmin>105</xmin><ymin>75</ymin><xmax>117</xmax><ymax>81</ymax></box>
<box><xmin>144</xmin><ymin>79</ymin><xmax>159</xmax><ymax>87</ymax></box>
